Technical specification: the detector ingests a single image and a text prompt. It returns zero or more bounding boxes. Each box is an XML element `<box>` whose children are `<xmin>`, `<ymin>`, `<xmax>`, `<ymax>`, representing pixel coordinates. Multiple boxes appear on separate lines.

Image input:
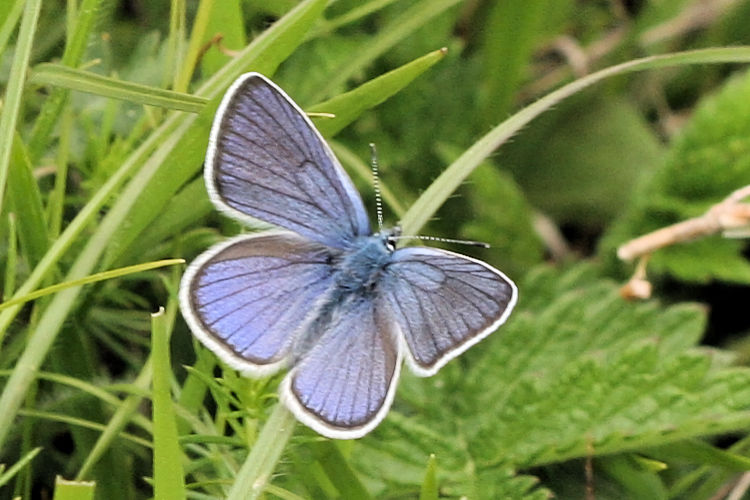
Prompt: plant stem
<box><xmin>227</xmin><ymin>403</ymin><xmax>297</xmax><ymax>500</ymax></box>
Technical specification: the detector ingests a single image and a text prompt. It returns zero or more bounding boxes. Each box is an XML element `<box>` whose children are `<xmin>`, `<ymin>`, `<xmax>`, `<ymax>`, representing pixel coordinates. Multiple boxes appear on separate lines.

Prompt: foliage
<box><xmin>355</xmin><ymin>264</ymin><xmax>750</xmax><ymax>497</ymax></box>
<box><xmin>2</xmin><ymin>1</ymin><xmax>750</xmax><ymax>499</ymax></box>
<box><xmin>601</xmin><ymin>68</ymin><xmax>750</xmax><ymax>283</ymax></box>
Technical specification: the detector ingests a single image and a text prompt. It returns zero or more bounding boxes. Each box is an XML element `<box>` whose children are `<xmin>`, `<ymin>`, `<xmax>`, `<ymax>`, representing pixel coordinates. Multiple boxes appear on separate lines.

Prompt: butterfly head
<box><xmin>379</xmin><ymin>226</ymin><xmax>401</xmax><ymax>252</ymax></box>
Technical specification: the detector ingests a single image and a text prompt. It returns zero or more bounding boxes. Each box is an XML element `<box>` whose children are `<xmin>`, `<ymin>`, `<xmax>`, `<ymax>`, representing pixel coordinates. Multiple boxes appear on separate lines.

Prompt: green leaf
<box><xmin>602</xmin><ymin>67</ymin><xmax>750</xmax><ymax>283</ymax></box>
<box><xmin>419</xmin><ymin>454</ymin><xmax>438</xmax><ymax>500</ymax></box>
<box><xmin>0</xmin><ymin>0</ymin><xmax>42</xmax><ymax>213</ymax></box>
<box><xmin>53</xmin><ymin>476</ymin><xmax>96</xmax><ymax>500</ymax></box>
<box><xmin>400</xmin><ymin>47</ymin><xmax>750</xmax><ymax>238</ymax></box>
<box><xmin>301</xmin><ymin>0</ymin><xmax>462</xmax><ymax>104</ymax></box>
<box><xmin>353</xmin><ymin>264</ymin><xmax>750</xmax><ymax>497</ymax></box>
<box><xmin>477</xmin><ymin>0</ymin><xmax>550</xmax><ymax>126</ymax></box>
<box><xmin>0</xmin><ymin>0</ymin><xmax>330</xmax><ymax>454</ymax></box>
<box><xmin>151</xmin><ymin>308</ymin><xmax>186</xmax><ymax>500</ymax></box>
<box><xmin>309</xmin><ymin>47</ymin><xmax>448</xmax><ymax>137</ymax></box>
<box><xmin>29</xmin><ymin>64</ymin><xmax>208</xmax><ymax>112</ymax></box>
<box><xmin>200</xmin><ymin>0</ymin><xmax>246</xmax><ymax>77</ymax></box>
<box><xmin>7</xmin><ymin>133</ymin><xmax>48</xmax><ymax>267</ymax></box>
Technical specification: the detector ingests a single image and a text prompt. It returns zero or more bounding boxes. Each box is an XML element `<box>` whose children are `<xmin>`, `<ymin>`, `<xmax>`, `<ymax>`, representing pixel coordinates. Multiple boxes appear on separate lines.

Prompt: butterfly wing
<box><xmin>206</xmin><ymin>72</ymin><xmax>371</xmax><ymax>248</ymax></box>
<box><xmin>281</xmin><ymin>294</ymin><xmax>402</xmax><ymax>439</ymax></box>
<box><xmin>179</xmin><ymin>231</ymin><xmax>339</xmax><ymax>375</ymax></box>
<box><xmin>382</xmin><ymin>247</ymin><xmax>518</xmax><ymax>376</ymax></box>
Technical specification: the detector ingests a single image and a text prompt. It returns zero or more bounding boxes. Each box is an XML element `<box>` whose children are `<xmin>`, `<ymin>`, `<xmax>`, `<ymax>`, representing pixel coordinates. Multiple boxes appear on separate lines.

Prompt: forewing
<box><xmin>179</xmin><ymin>231</ymin><xmax>338</xmax><ymax>375</ymax></box>
<box><xmin>382</xmin><ymin>247</ymin><xmax>517</xmax><ymax>376</ymax></box>
<box><xmin>206</xmin><ymin>72</ymin><xmax>371</xmax><ymax>248</ymax></box>
<box><xmin>281</xmin><ymin>295</ymin><xmax>402</xmax><ymax>439</ymax></box>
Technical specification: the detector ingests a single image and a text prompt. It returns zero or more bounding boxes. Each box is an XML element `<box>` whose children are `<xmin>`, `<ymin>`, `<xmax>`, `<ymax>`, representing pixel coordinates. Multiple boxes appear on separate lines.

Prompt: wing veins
<box><xmin>218</xmin><ymin>147</ymin><xmax>298</xmax><ymax>189</ymax></box>
<box><xmin>259</xmin><ymin>90</ymin><xmax>357</xmax><ymax>234</ymax></box>
<box><xmin>198</xmin><ymin>260</ymin><xmax>326</xmax><ymax>288</ymax></box>
<box><xmin>249</xmin><ymin>91</ymin><xmax>311</xmax><ymax>158</ymax></box>
<box><xmin>197</xmin><ymin>267</ymin><xmax>320</xmax><ymax>307</ymax></box>
<box><xmin>293</xmin><ymin>159</ymin><xmax>353</xmax><ymax>222</ymax></box>
<box><xmin>403</xmin><ymin>279</ymin><xmax>442</xmax><ymax>354</ymax></box>
<box><xmin>220</xmin><ymin>169</ymin><xmax>323</xmax><ymax>211</ymax></box>
<box><xmin>203</xmin><ymin>275</ymin><xmax>313</xmax><ymax>329</ymax></box>
<box><xmin>228</xmin><ymin>104</ymin><xmax>308</xmax><ymax>164</ymax></box>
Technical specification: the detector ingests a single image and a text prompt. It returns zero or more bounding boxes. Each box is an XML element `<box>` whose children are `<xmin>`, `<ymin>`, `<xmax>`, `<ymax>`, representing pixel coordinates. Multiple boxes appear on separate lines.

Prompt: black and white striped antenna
<box><xmin>369</xmin><ymin>143</ymin><xmax>490</xmax><ymax>249</ymax></box>
<box><xmin>369</xmin><ymin>143</ymin><xmax>384</xmax><ymax>231</ymax></box>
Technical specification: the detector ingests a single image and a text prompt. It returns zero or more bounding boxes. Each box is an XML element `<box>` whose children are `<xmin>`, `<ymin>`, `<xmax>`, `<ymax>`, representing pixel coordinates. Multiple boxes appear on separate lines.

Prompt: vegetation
<box><xmin>2</xmin><ymin>0</ymin><xmax>750</xmax><ymax>498</ymax></box>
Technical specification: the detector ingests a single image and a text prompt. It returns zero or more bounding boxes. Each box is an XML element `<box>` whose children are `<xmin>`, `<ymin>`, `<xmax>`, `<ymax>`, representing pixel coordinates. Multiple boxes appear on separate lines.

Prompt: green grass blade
<box><xmin>151</xmin><ymin>307</ymin><xmax>187</xmax><ymax>500</ymax></box>
<box><xmin>477</xmin><ymin>0</ymin><xmax>548</xmax><ymax>126</ymax></box>
<box><xmin>650</xmin><ymin>439</ymin><xmax>750</xmax><ymax>471</ymax></box>
<box><xmin>0</xmin><ymin>0</ymin><xmax>42</xmax><ymax>213</ymax></box>
<box><xmin>0</xmin><ymin>259</ymin><xmax>183</xmax><ymax>312</ymax></box>
<box><xmin>47</xmin><ymin>100</ymin><xmax>73</xmax><ymax>239</ymax></box>
<box><xmin>0</xmin><ymin>447</ymin><xmax>41</xmax><ymax>488</ymax></box>
<box><xmin>28</xmin><ymin>0</ymin><xmax>105</xmax><ymax>159</ymax></box>
<box><xmin>16</xmin><ymin>409</ymin><xmax>151</xmax><ymax>449</ymax></box>
<box><xmin>0</xmin><ymin>0</ymin><xmax>328</xmax><ymax>455</ymax></box>
<box><xmin>0</xmin><ymin>0</ymin><xmax>24</xmax><ymax>59</ymax></box>
<box><xmin>76</xmin><ymin>360</ymin><xmax>154</xmax><ymax>478</ymax></box>
<box><xmin>0</xmin><ymin>369</ymin><xmax>151</xmax><ymax>431</ymax></box>
<box><xmin>174</xmin><ymin>0</ymin><xmax>216</xmax><ymax>92</ymax></box>
<box><xmin>29</xmin><ymin>64</ymin><xmax>208</xmax><ymax>112</ymax></box>
<box><xmin>198</xmin><ymin>0</ymin><xmax>246</xmax><ymax>79</ymax></box>
<box><xmin>3</xmin><ymin>214</ymin><xmax>17</xmax><ymax>301</ymax></box>
<box><xmin>400</xmin><ymin>46</ymin><xmax>750</xmax><ymax>236</ymax></box>
<box><xmin>195</xmin><ymin>0</ymin><xmax>328</xmax><ymax>98</ymax></box>
<box><xmin>598</xmin><ymin>455</ymin><xmax>668</xmax><ymax>500</ymax></box>
<box><xmin>52</xmin><ymin>476</ymin><xmax>96</xmax><ymax>500</ymax></box>
<box><xmin>7</xmin><ymin>133</ymin><xmax>48</xmax><ymax>266</ymax></box>
<box><xmin>310</xmin><ymin>0</ymin><xmax>401</xmax><ymax>37</ymax></box>
<box><xmin>311</xmin><ymin>441</ymin><xmax>372</xmax><ymax>499</ymax></box>
<box><xmin>307</xmin><ymin>0</ymin><xmax>461</xmax><ymax>103</ymax></box>
<box><xmin>226</xmin><ymin>403</ymin><xmax>297</xmax><ymax>500</ymax></box>
<box><xmin>419</xmin><ymin>454</ymin><xmax>438</xmax><ymax>500</ymax></box>
<box><xmin>309</xmin><ymin>47</ymin><xmax>447</xmax><ymax>137</ymax></box>
<box><xmin>130</xmin><ymin>178</ymin><xmax>215</xmax><ymax>256</ymax></box>
<box><xmin>166</xmin><ymin>0</ymin><xmax>187</xmax><ymax>91</ymax></box>
<box><xmin>0</xmin><ymin>112</ymin><xmax>179</xmax><ymax>338</ymax></box>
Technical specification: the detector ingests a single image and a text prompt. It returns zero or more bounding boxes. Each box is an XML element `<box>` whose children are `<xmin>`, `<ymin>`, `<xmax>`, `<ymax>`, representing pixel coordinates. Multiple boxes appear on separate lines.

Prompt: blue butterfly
<box><xmin>179</xmin><ymin>73</ymin><xmax>518</xmax><ymax>439</ymax></box>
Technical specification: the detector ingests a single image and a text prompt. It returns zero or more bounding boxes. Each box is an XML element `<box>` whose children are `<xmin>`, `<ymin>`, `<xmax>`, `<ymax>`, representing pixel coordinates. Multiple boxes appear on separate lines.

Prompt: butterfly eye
<box><xmin>383</xmin><ymin>227</ymin><xmax>401</xmax><ymax>251</ymax></box>
<box><xmin>385</xmin><ymin>236</ymin><xmax>397</xmax><ymax>252</ymax></box>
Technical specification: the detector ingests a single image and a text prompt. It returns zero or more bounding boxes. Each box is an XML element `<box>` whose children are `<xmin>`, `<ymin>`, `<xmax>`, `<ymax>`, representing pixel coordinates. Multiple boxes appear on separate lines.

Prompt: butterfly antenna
<box><xmin>369</xmin><ymin>143</ymin><xmax>384</xmax><ymax>231</ymax></box>
<box><xmin>392</xmin><ymin>235</ymin><xmax>491</xmax><ymax>249</ymax></box>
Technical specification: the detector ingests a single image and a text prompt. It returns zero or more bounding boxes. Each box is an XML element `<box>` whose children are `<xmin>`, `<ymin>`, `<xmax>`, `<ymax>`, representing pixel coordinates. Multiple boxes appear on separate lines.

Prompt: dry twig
<box><xmin>618</xmin><ymin>185</ymin><xmax>750</xmax><ymax>299</ymax></box>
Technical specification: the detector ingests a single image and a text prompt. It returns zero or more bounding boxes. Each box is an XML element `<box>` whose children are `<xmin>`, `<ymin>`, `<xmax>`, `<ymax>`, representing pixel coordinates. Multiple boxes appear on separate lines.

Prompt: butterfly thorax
<box><xmin>332</xmin><ymin>232</ymin><xmax>395</xmax><ymax>296</ymax></box>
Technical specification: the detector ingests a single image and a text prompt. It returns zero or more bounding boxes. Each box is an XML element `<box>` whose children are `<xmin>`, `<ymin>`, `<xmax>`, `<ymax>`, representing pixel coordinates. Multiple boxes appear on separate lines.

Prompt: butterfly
<box><xmin>179</xmin><ymin>73</ymin><xmax>518</xmax><ymax>439</ymax></box>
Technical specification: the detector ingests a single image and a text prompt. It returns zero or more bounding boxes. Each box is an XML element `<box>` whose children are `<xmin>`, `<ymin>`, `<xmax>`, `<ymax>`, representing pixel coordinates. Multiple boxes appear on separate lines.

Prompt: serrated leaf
<box><xmin>602</xmin><ymin>68</ymin><xmax>750</xmax><ymax>283</ymax></box>
<box><xmin>353</xmin><ymin>264</ymin><xmax>750</xmax><ymax>498</ymax></box>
